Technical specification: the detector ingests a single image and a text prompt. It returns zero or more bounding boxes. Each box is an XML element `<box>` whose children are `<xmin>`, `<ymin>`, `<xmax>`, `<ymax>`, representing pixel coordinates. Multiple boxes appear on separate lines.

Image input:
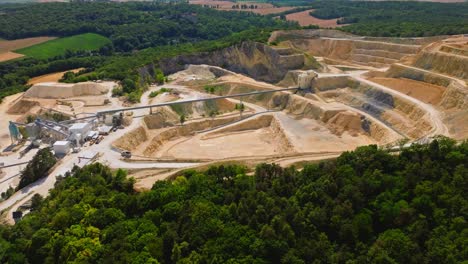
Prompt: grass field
<box><xmin>15</xmin><ymin>33</ymin><xmax>111</xmax><ymax>60</ymax></box>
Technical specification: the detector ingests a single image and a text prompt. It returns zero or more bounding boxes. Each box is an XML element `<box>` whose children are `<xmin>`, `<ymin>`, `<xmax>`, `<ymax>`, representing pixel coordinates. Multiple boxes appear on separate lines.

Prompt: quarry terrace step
<box><xmin>352</xmin><ymin>48</ymin><xmax>414</xmax><ymax>60</ymax></box>
<box><xmin>439</xmin><ymin>45</ymin><xmax>468</xmax><ymax>57</ymax></box>
<box><xmin>350</xmin><ymin>54</ymin><xmax>398</xmax><ymax>65</ymax></box>
<box><xmin>351</xmin><ymin>39</ymin><xmax>421</xmax><ymax>53</ymax></box>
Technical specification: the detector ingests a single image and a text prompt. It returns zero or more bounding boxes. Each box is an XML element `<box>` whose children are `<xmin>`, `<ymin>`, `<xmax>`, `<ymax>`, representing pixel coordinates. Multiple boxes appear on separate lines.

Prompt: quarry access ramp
<box><xmin>96</xmin><ymin>87</ymin><xmax>302</xmax><ymax>117</ymax></box>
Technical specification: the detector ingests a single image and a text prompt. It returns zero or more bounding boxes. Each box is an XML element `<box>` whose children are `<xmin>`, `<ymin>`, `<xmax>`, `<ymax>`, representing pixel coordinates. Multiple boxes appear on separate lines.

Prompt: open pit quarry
<box><xmin>117</xmin><ymin>30</ymin><xmax>466</xmax><ymax>170</ymax></box>
<box><xmin>1</xmin><ymin>29</ymin><xmax>467</xmax><ymax>203</ymax></box>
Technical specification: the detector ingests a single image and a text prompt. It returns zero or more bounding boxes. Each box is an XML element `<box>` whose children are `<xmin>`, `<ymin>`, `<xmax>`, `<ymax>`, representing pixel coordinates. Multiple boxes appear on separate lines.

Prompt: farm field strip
<box><xmin>14</xmin><ymin>33</ymin><xmax>111</xmax><ymax>60</ymax></box>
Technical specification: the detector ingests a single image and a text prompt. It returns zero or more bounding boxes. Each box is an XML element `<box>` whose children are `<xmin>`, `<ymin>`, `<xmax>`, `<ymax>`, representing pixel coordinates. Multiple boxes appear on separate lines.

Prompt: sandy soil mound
<box><xmin>7</xmin><ymin>99</ymin><xmax>40</xmax><ymax>114</ymax></box>
<box><xmin>25</xmin><ymin>82</ymin><xmax>109</xmax><ymax>99</ymax></box>
<box><xmin>113</xmin><ymin>126</ymin><xmax>148</xmax><ymax>151</ymax></box>
<box><xmin>323</xmin><ymin>111</ymin><xmax>364</xmax><ymax>137</ymax></box>
<box><xmin>144</xmin><ymin>107</ymin><xmax>180</xmax><ymax>129</ymax></box>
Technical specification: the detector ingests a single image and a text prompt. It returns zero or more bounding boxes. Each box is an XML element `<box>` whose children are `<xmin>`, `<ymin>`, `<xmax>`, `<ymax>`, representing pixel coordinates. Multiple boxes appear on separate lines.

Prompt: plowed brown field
<box><xmin>285</xmin><ymin>9</ymin><xmax>342</xmax><ymax>28</ymax></box>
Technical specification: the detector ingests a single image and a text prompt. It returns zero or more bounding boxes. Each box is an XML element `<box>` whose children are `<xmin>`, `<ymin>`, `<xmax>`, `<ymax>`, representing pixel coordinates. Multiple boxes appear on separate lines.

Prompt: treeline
<box><xmin>0</xmin><ymin>2</ymin><xmax>288</xmax><ymax>52</ymax></box>
<box><xmin>309</xmin><ymin>0</ymin><xmax>468</xmax><ymax>37</ymax></box>
<box><xmin>0</xmin><ymin>137</ymin><xmax>466</xmax><ymax>263</ymax></box>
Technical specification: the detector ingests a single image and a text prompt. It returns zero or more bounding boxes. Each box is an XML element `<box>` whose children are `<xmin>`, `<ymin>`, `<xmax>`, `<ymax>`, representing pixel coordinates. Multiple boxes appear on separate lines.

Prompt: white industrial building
<box><xmin>53</xmin><ymin>141</ymin><xmax>71</xmax><ymax>155</ymax></box>
<box><xmin>69</xmin><ymin>123</ymin><xmax>92</xmax><ymax>142</ymax></box>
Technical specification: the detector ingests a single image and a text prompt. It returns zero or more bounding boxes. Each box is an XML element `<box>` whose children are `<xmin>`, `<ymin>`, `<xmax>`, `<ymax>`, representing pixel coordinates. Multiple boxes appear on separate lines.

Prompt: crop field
<box><xmin>15</xmin><ymin>33</ymin><xmax>111</xmax><ymax>60</ymax></box>
<box><xmin>0</xmin><ymin>36</ymin><xmax>56</xmax><ymax>62</ymax></box>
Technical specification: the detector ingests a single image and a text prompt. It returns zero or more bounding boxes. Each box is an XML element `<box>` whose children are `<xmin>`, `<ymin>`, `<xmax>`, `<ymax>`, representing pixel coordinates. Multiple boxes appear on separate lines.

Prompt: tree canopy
<box><xmin>309</xmin><ymin>0</ymin><xmax>468</xmax><ymax>37</ymax></box>
<box><xmin>0</xmin><ymin>138</ymin><xmax>466</xmax><ymax>263</ymax></box>
<box><xmin>0</xmin><ymin>2</ymin><xmax>289</xmax><ymax>52</ymax></box>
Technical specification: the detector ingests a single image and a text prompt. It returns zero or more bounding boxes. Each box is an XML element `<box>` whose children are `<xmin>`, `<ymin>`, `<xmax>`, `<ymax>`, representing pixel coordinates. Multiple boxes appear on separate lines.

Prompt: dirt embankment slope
<box><xmin>156</xmin><ymin>42</ymin><xmax>305</xmax><ymax>83</ymax></box>
<box><xmin>410</xmin><ymin>45</ymin><xmax>468</xmax><ymax>80</ymax></box>
<box><xmin>368</xmin><ymin>77</ymin><xmax>445</xmax><ymax>105</ymax></box>
<box><xmin>25</xmin><ymin>82</ymin><xmax>109</xmax><ymax>99</ymax></box>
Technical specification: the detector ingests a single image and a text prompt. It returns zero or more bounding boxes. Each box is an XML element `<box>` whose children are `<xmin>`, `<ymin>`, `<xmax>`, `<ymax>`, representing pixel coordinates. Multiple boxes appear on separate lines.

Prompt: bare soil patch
<box><xmin>0</xmin><ymin>37</ymin><xmax>55</xmax><ymax>53</ymax></box>
<box><xmin>285</xmin><ymin>9</ymin><xmax>342</xmax><ymax>28</ymax></box>
<box><xmin>189</xmin><ymin>0</ymin><xmax>294</xmax><ymax>15</ymax></box>
<box><xmin>368</xmin><ymin>77</ymin><xmax>445</xmax><ymax>105</ymax></box>
<box><xmin>0</xmin><ymin>51</ymin><xmax>24</xmax><ymax>62</ymax></box>
<box><xmin>27</xmin><ymin>68</ymin><xmax>84</xmax><ymax>85</ymax></box>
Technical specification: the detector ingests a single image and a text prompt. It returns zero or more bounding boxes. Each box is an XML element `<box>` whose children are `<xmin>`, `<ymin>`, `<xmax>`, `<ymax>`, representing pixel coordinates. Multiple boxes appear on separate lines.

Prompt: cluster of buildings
<box><xmin>9</xmin><ymin>112</ymin><xmax>124</xmax><ymax>157</ymax></box>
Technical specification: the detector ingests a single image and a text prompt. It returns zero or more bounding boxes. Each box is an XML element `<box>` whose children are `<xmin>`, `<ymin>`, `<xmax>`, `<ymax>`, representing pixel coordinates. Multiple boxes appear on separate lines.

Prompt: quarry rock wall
<box><xmin>158</xmin><ymin>42</ymin><xmax>305</xmax><ymax>83</ymax></box>
<box><xmin>286</xmin><ymin>38</ymin><xmax>420</xmax><ymax>68</ymax></box>
<box><xmin>412</xmin><ymin>51</ymin><xmax>468</xmax><ymax>80</ymax></box>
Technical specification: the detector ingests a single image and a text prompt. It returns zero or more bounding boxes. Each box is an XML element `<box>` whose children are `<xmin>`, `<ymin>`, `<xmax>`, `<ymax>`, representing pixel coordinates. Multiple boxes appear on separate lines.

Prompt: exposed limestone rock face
<box><xmin>386</xmin><ymin>64</ymin><xmax>452</xmax><ymax>87</ymax></box>
<box><xmin>113</xmin><ymin>126</ymin><xmax>148</xmax><ymax>151</ymax></box>
<box><xmin>440</xmin><ymin>83</ymin><xmax>468</xmax><ymax>110</ymax></box>
<box><xmin>297</xmin><ymin>71</ymin><xmax>318</xmax><ymax>89</ymax></box>
<box><xmin>158</xmin><ymin>42</ymin><xmax>305</xmax><ymax>83</ymax></box>
<box><xmin>412</xmin><ymin>51</ymin><xmax>468</xmax><ymax>80</ymax></box>
<box><xmin>286</xmin><ymin>38</ymin><xmax>420</xmax><ymax>68</ymax></box>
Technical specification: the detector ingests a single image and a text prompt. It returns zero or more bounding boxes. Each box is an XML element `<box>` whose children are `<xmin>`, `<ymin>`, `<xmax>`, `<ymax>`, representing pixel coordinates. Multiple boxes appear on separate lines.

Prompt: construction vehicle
<box><xmin>121</xmin><ymin>151</ymin><xmax>132</xmax><ymax>159</ymax></box>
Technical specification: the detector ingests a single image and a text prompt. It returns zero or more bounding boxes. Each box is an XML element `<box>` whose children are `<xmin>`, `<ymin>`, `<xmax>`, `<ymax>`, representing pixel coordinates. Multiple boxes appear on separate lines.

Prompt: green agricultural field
<box><xmin>15</xmin><ymin>33</ymin><xmax>111</xmax><ymax>60</ymax></box>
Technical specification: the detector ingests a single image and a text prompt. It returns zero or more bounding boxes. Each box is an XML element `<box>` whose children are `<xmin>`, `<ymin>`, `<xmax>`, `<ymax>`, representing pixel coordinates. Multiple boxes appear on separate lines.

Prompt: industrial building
<box><xmin>69</xmin><ymin>122</ymin><xmax>92</xmax><ymax>143</ymax></box>
<box><xmin>53</xmin><ymin>141</ymin><xmax>71</xmax><ymax>155</ymax></box>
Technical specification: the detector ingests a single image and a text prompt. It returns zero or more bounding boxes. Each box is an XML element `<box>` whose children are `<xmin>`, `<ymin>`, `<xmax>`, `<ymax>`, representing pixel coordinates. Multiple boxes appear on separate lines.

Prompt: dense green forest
<box><xmin>0</xmin><ymin>2</ymin><xmax>285</xmax><ymax>51</ymax></box>
<box><xmin>309</xmin><ymin>1</ymin><xmax>468</xmax><ymax>37</ymax></box>
<box><xmin>0</xmin><ymin>138</ymin><xmax>466</xmax><ymax>263</ymax></box>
